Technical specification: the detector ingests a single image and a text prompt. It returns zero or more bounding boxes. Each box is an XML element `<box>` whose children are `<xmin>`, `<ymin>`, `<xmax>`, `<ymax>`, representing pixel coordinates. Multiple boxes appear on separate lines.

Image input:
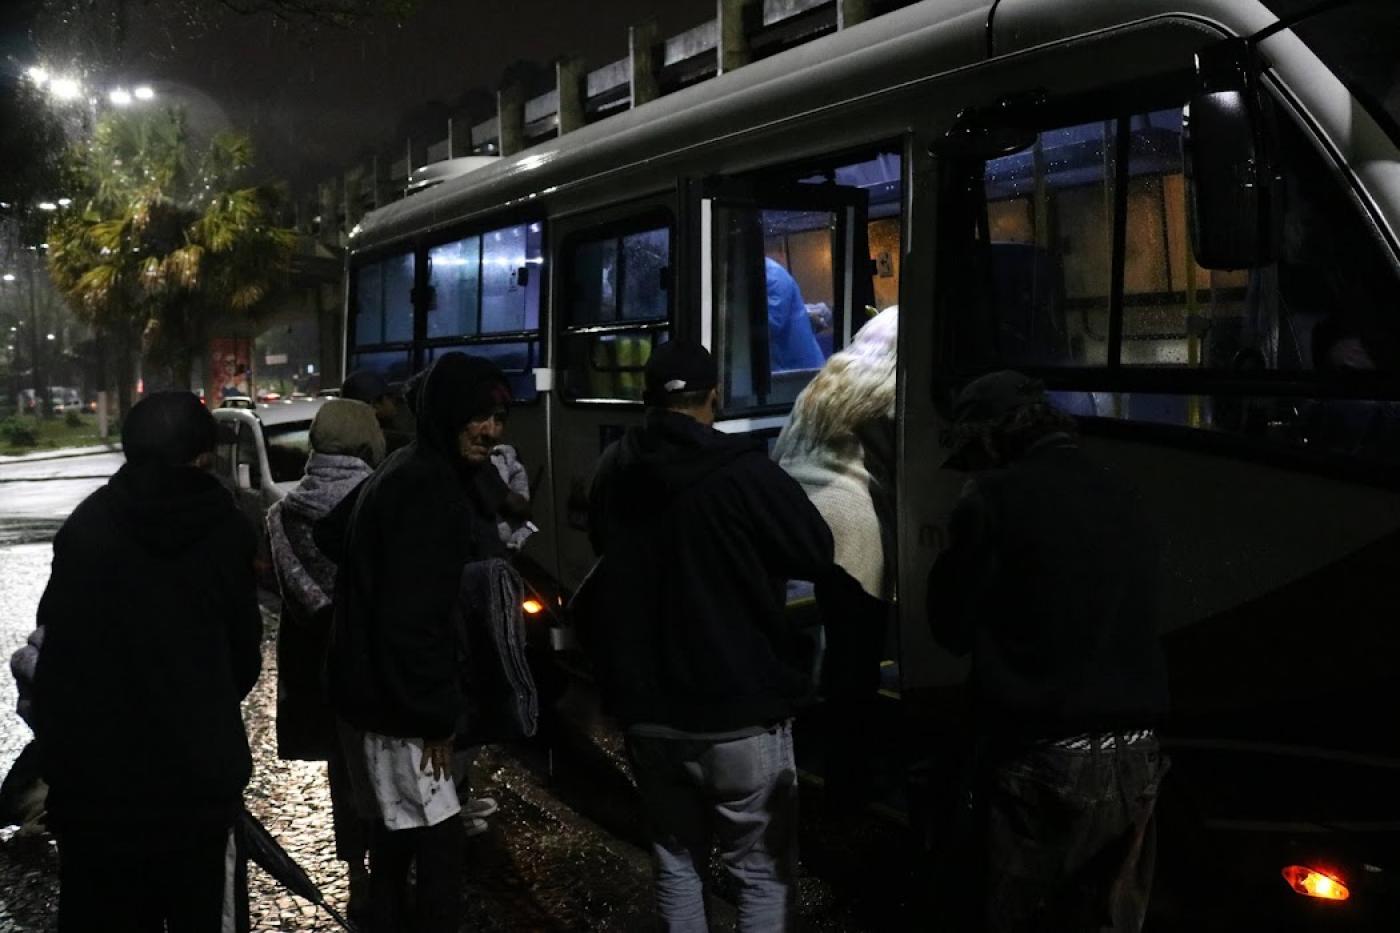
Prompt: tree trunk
<box><xmin>115</xmin><ymin>324</ymin><xmax>136</xmax><ymax>419</ymax></box>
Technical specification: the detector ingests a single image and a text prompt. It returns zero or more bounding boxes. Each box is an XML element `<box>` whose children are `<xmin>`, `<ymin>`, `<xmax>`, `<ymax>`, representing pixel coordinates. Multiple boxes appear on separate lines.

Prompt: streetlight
<box><xmin>133</xmin><ymin>86</ymin><xmax>155</xmax><ymax>101</ymax></box>
<box><xmin>46</xmin><ymin>333</ymin><xmax>56</xmax><ymax>341</ymax></box>
<box><xmin>109</xmin><ymin>88</ymin><xmax>132</xmax><ymax>107</ymax></box>
<box><xmin>57</xmin><ymin>198</ymin><xmax>71</xmax><ymax>207</ymax></box>
<box><xmin>26</xmin><ymin>66</ymin><xmax>49</xmax><ymax>86</ymax></box>
<box><xmin>49</xmin><ymin>76</ymin><xmax>83</xmax><ymax>101</ymax></box>
<box><xmin>2</xmin><ymin>274</ymin><xmax>14</xmax><ymax>283</ymax></box>
<box><xmin>37</xmin><ymin>202</ymin><xmax>57</xmax><ymax>212</ymax></box>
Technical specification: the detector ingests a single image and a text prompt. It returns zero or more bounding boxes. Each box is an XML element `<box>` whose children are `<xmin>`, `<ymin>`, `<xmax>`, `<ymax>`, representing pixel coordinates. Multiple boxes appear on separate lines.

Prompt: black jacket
<box><xmin>320</xmin><ymin>356</ymin><xmax>509</xmax><ymax>740</ymax></box>
<box><xmin>928</xmin><ymin>436</ymin><xmax>1169</xmax><ymax>738</ymax></box>
<box><xmin>584</xmin><ymin>410</ymin><xmax>836</xmax><ymax>732</ymax></box>
<box><xmin>33</xmin><ymin>463</ymin><xmax>262</xmax><ymax>847</ymax></box>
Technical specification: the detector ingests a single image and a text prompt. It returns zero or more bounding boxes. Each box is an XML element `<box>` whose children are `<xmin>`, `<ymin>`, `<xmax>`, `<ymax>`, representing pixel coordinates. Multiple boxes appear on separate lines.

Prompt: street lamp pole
<box><xmin>26</xmin><ymin>248</ymin><xmax>47</xmax><ymax>419</ymax></box>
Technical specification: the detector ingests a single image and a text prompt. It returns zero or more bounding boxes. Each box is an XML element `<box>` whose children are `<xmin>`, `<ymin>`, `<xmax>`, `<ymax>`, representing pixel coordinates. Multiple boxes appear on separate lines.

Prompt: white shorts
<box><xmin>362</xmin><ymin>732</ymin><xmax>462</xmax><ymax>831</ymax></box>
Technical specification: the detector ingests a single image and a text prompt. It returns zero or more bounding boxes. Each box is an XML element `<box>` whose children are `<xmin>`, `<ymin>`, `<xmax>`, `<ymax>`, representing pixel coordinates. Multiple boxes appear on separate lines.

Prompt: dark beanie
<box><xmin>122</xmin><ymin>391</ymin><xmax>218</xmax><ymax>467</ymax></box>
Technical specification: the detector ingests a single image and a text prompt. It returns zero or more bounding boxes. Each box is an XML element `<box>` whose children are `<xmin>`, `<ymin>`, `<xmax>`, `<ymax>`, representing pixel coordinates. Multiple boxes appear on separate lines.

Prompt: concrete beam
<box><xmin>664</xmin><ymin>19</ymin><xmax>718</xmax><ymax>67</ymax></box>
<box><xmin>629</xmin><ymin>18</ymin><xmax>661</xmax><ymax>108</ymax></box>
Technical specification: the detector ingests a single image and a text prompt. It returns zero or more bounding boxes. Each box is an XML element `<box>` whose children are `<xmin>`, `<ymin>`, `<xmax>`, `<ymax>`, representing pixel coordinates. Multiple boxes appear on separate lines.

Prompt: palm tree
<box><xmin>46</xmin><ymin>107</ymin><xmax>295</xmax><ymax>410</ymax></box>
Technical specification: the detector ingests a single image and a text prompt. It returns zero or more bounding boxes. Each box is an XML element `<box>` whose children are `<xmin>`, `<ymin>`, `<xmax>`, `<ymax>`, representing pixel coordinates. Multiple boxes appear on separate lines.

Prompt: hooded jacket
<box><xmin>928</xmin><ymin>437</ymin><xmax>1169</xmax><ymax>738</ymax></box>
<box><xmin>267</xmin><ymin>452</ymin><xmax>373</xmax><ymax>760</ymax></box>
<box><xmin>33</xmin><ymin>462</ymin><xmax>262</xmax><ymax>848</ymax></box>
<box><xmin>584</xmin><ymin>409</ymin><xmax>836</xmax><ymax>732</ymax></box>
<box><xmin>321</xmin><ymin>353</ymin><xmax>510</xmax><ymax>740</ymax></box>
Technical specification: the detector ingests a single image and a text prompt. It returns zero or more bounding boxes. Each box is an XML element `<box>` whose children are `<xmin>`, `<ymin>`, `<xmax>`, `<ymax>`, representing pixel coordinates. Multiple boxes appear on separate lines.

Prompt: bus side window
<box><xmin>423</xmin><ymin>221</ymin><xmax>545</xmax><ymax>401</ymax></box>
<box><xmin>948</xmin><ymin>95</ymin><xmax>1400</xmax><ymax>462</ymax></box>
<box><xmin>560</xmin><ymin>220</ymin><xmax>672</xmax><ymax>403</ymax></box>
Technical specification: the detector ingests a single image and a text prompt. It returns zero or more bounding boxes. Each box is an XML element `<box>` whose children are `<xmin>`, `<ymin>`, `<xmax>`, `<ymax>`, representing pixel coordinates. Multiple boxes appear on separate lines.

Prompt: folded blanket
<box><xmin>454</xmin><ymin>559</ymin><xmax>538</xmax><ymax>744</ymax></box>
<box><xmin>9</xmin><ymin>626</ymin><xmax>43</xmax><ymax>729</ymax></box>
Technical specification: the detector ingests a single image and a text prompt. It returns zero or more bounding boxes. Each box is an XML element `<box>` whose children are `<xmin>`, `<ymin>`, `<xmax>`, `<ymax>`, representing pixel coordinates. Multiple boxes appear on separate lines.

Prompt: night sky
<box><xmin>4</xmin><ymin>0</ymin><xmax>715</xmax><ymax>188</ymax></box>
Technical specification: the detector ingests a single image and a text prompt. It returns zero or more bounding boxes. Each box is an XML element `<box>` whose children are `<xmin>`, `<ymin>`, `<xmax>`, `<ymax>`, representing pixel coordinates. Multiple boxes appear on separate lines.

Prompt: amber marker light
<box><xmin>522</xmin><ymin>598</ymin><xmax>545</xmax><ymax>616</ymax></box>
<box><xmin>1281</xmin><ymin>866</ymin><xmax>1350</xmax><ymax>902</ymax></box>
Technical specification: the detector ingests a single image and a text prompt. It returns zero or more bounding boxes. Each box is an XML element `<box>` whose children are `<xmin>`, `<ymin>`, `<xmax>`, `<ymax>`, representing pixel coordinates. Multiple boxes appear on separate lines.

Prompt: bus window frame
<box><xmin>557</xmin><ymin>206</ymin><xmax>677</xmax><ymax>407</ymax></box>
<box><xmin>702</xmin><ymin>151</ymin><xmax>892</xmax><ymax>419</ymax></box>
<box><xmin>933</xmin><ymin>69</ymin><xmax>1400</xmax><ymax>407</ymax></box>
<box><xmin>347</xmin><ymin>208</ymin><xmax>549</xmax><ymax>405</ymax></box>
<box><xmin>346</xmin><ymin>246</ymin><xmax>417</xmax><ymax>368</ymax></box>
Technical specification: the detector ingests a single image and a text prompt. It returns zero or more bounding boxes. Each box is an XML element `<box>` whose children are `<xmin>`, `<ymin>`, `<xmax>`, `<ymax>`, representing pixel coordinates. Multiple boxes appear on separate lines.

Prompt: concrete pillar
<box><xmin>371</xmin><ymin>154</ymin><xmax>393</xmax><ymax>208</ymax></box>
<box><xmin>838</xmin><ymin>0</ymin><xmax>871</xmax><ymax>29</ymax></box>
<box><xmin>497</xmin><ymin>84</ymin><xmax>526</xmax><ymax>157</ymax></box>
<box><xmin>629</xmin><ymin>18</ymin><xmax>661</xmax><ymax>108</ymax></box>
<box><xmin>556</xmin><ymin>55</ymin><xmax>588</xmax><ymax>136</ymax></box>
<box><xmin>448</xmin><ymin>113</ymin><xmax>472</xmax><ymax>159</ymax></box>
<box><xmin>718</xmin><ymin>0</ymin><xmax>757</xmax><ymax>75</ymax></box>
<box><xmin>344</xmin><ymin>165</ymin><xmax>366</xmax><ymax>230</ymax></box>
<box><xmin>318</xmin><ymin>181</ymin><xmax>339</xmax><ymax>246</ymax></box>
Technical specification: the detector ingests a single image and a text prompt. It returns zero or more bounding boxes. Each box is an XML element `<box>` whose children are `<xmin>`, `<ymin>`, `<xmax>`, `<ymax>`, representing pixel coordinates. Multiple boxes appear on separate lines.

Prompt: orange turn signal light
<box><xmin>1282</xmin><ymin>865</ymin><xmax>1350</xmax><ymax>902</ymax></box>
<box><xmin>522</xmin><ymin>598</ymin><xmax>544</xmax><ymax>616</ymax></box>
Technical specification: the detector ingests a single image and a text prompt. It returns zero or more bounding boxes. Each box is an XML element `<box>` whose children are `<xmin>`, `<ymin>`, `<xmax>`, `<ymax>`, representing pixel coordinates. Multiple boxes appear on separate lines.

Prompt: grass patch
<box><xmin>1</xmin><ymin>413</ymin><xmax>115</xmax><ymax>455</ymax></box>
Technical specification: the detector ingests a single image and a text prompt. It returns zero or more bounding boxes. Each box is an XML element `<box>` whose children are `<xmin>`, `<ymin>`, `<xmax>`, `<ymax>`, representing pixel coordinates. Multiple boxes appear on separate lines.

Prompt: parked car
<box><xmin>212</xmin><ymin>399</ymin><xmax>327</xmax><ymax>587</ymax></box>
<box><xmin>220</xmin><ymin>396</ymin><xmax>256</xmax><ymax>410</ymax></box>
<box><xmin>50</xmin><ymin>388</ymin><xmax>83</xmax><ymax>414</ymax></box>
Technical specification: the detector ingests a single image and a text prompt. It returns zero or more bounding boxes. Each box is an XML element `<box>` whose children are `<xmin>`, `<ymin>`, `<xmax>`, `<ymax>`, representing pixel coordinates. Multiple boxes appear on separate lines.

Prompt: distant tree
<box><xmin>0</xmin><ymin>76</ymin><xmax>69</xmax><ymax>226</ymax></box>
<box><xmin>46</xmin><ymin>106</ymin><xmax>295</xmax><ymax>410</ymax></box>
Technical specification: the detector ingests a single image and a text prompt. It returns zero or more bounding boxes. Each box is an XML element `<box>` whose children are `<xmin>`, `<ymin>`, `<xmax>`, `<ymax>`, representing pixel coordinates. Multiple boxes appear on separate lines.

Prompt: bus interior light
<box><xmin>1281</xmin><ymin>865</ymin><xmax>1350</xmax><ymax>902</ymax></box>
<box><xmin>522</xmin><ymin>598</ymin><xmax>544</xmax><ymax>616</ymax></box>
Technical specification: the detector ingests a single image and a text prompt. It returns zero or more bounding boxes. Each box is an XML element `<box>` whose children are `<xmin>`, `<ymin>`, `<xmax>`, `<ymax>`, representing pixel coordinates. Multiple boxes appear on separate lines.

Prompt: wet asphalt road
<box><xmin>0</xmin><ymin>451</ymin><xmax>931</xmax><ymax>931</ymax></box>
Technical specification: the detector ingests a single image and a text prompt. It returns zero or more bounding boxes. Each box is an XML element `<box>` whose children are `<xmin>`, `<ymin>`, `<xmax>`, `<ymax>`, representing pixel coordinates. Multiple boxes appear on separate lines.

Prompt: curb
<box><xmin>0</xmin><ymin>444</ymin><xmax>122</xmax><ymax>465</ymax></box>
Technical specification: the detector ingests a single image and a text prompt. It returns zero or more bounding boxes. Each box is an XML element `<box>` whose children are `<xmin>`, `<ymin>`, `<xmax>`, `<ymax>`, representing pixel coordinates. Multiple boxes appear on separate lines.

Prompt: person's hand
<box><xmin>420</xmin><ymin>736</ymin><xmax>453</xmax><ymax>782</ymax></box>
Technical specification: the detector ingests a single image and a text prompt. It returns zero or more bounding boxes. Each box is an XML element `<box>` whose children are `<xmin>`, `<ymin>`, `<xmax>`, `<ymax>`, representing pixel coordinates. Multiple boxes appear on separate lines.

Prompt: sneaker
<box><xmin>462</xmin><ymin>796</ymin><xmax>498</xmax><ymax>819</ymax></box>
<box><xmin>462</xmin><ymin>816</ymin><xmax>490</xmax><ymax>837</ymax></box>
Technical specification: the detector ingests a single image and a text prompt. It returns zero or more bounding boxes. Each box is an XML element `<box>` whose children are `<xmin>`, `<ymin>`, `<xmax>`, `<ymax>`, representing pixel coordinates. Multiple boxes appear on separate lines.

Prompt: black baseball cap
<box><xmin>341</xmin><ymin>369</ymin><xmax>392</xmax><ymax>404</ymax></box>
<box><xmin>644</xmin><ymin>340</ymin><xmax>718</xmax><ymax>406</ymax></box>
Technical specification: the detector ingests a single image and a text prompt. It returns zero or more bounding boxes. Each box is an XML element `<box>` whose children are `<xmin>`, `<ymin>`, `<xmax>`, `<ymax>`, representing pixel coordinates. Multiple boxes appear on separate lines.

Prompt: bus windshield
<box><xmin>1268</xmin><ymin>1</ymin><xmax>1400</xmax><ymax>147</ymax></box>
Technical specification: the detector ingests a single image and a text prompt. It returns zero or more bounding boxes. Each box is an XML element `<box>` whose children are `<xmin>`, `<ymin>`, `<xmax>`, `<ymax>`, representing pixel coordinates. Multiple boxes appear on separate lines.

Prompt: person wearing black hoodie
<box><xmin>319</xmin><ymin>352</ymin><xmax>512</xmax><ymax>933</ymax></box>
<box><xmin>33</xmin><ymin>391</ymin><xmax>262</xmax><ymax>932</ymax></box>
<box><xmin>584</xmin><ymin>340</ymin><xmax>836</xmax><ymax>933</ymax></box>
<box><xmin>928</xmin><ymin>372</ymin><xmax>1169</xmax><ymax>932</ymax></box>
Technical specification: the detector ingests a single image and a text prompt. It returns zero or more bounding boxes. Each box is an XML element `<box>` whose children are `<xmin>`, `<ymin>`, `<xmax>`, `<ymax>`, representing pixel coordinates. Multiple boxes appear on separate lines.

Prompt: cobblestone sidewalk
<box><xmin>0</xmin><ymin>574</ymin><xmax>666</xmax><ymax>932</ymax></box>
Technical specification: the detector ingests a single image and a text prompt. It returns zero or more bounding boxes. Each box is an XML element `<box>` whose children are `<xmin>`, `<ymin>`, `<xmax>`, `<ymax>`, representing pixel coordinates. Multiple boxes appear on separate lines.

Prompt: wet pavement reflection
<box><xmin>0</xmin><ymin>536</ymin><xmax>927</xmax><ymax>931</ymax></box>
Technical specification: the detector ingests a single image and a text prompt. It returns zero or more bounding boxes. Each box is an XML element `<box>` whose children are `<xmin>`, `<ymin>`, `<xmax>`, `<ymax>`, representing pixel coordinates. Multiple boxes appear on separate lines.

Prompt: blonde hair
<box><xmin>778</xmin><ymin>305</ymin><xmax>898</xmax><ymax>453</ymax></box>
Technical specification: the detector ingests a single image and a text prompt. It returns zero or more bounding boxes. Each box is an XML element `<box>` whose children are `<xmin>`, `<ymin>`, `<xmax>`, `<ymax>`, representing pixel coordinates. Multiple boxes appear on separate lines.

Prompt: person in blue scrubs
<box><xmin>765</xmin><ymin>258</ymin><xmax>826</xmax><ymax>372</ymax></box>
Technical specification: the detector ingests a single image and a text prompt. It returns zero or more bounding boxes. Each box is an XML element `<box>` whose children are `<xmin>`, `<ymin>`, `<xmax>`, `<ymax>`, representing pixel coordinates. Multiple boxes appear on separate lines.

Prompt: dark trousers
<box><xmin>326</xmin><ymin>734</ymin><xmax>372</xmax><ymax>867</ymax></box>
<box><xmin>973</xmin><ymin>737</ymin><xmax>1168</xmax><ymax>933</ymax></box>
<box><xmin>369</xmin><ymin>817</ymin><xmax>463</xmax><ymax>933</ymax></box>
<box><xmin>816</xmin><ymin>572</ymin><xmax>890</xmax><ymax>807</ymax></box>
<box><xmin>57</xmin><ymin>829</ymin><xmax>233</xmax><ymax>933</ymax></box>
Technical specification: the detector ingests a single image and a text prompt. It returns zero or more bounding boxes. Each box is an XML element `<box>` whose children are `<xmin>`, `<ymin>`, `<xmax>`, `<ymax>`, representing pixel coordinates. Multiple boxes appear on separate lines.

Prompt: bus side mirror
<box><xmin>1183</xmin><ymin>38</ymin><xmax>1278</xmax><ymax>269</ymax></box>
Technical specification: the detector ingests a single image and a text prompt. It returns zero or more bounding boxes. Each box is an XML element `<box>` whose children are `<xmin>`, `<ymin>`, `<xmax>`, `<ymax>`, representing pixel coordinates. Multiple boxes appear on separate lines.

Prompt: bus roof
<box><xmin>352</xmin><ymin>0</ymin><xmax>1272</xmax><ymax>256</ymax></box>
